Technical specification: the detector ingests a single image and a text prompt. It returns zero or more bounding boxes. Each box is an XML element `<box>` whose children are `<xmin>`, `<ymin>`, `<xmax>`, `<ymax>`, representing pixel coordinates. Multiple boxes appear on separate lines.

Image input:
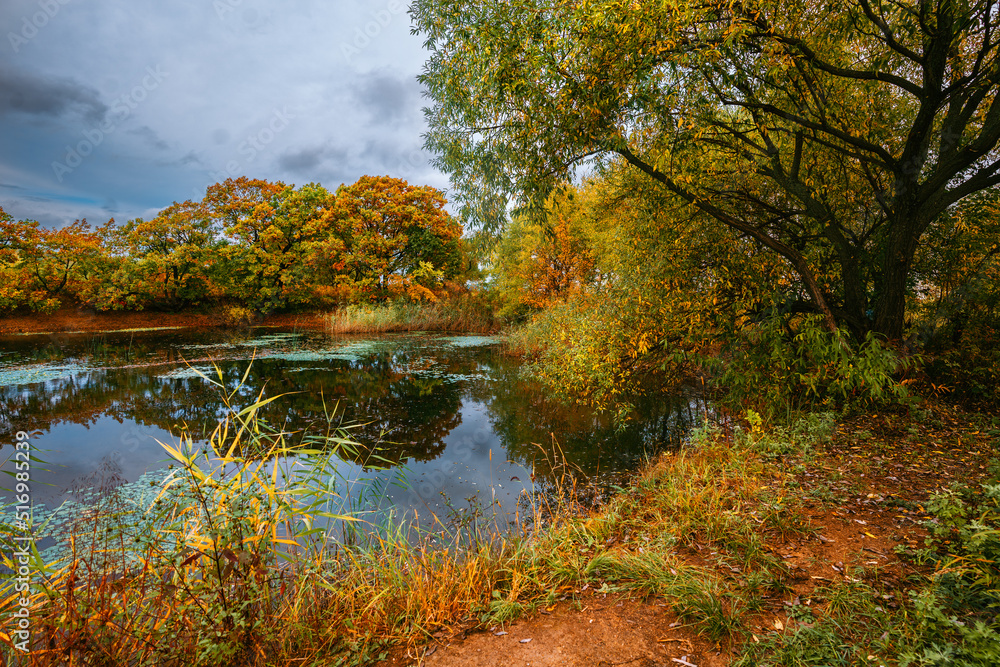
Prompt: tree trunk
<box><xmin>872</xmin><ymin>224</ymin><xmax>919</xmax><ymax>340</ymax></box>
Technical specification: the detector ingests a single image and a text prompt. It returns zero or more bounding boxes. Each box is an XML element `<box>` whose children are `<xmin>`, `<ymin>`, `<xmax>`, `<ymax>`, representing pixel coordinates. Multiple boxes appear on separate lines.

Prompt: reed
<box><xmin>3</xmin><ymin>379</ymin><xmax>915</xmax><ymax>667</ymax></box>
<box><xmin>327</xmin><ymin>293</ymin><xmax>499</xmax><ymax>335</ymax></box>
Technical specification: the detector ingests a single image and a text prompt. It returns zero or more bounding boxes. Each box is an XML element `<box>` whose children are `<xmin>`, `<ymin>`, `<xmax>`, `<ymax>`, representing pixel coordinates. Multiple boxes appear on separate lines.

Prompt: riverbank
<box><xmin>0</xmin><ymin>306</ymin><xmax>329</xmax><ymax>336</ymax></box>
<box><xmin>2</xmin><ymin>367</ymin><xmax>996</xmax><ymax>665</ymax></box>
<box><xmin>378</xmin><ymin>402</ymin><xmax>1000</xmax><ymax>666</ymax></box>
<box><xmin>0</xmin><ymin>295</ymin><xmax>500</xmax><ymax>337</ymax></box>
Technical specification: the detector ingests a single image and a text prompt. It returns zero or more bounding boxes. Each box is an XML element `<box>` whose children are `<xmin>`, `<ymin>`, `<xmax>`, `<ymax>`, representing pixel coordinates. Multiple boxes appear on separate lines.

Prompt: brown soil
<box><xmin>388</xmin><ymin>592</ymin><xmax>728</xmax><ymax>667</ymax></box>
<box><xmin>0</xmin><ymin>306</ymin><xmax>329</xmax><ymax>336</ymax></box>
<box><xmin>381</xmin><ymin>403</ymin><xmax>995</xmax><ymax>667</ymax></box>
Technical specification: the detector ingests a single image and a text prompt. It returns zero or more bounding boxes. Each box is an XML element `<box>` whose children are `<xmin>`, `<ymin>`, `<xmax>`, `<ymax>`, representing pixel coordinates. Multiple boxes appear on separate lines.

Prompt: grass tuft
<box><xmin>327</xmin><ymin>293</ymin><xmax>499</xmax><ymax>334</ymax></box>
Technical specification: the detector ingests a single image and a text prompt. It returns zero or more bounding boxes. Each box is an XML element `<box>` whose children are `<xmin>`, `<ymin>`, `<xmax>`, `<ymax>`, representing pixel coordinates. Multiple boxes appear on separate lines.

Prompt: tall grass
<box><xmin>327</xmin><ymin>293</ymin><xmax>499</xmax><ymax>334</ymax></box>
<box><xmin>0</xmin><ymin>365</ymin><xmax>525</xmax><ymax>665</ymax></box>
<box><xmin>3</xmin><ymin>378</ymin><xmax>896</xmax><ymax>666</ymax></box>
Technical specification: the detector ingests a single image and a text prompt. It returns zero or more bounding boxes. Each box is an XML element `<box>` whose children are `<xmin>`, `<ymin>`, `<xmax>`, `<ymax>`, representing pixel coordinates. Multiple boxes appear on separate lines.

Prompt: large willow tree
<box><xmin>413</xmin><ymin>0</ymin><xmax>1000</xmax><ymax>340</ymax></box>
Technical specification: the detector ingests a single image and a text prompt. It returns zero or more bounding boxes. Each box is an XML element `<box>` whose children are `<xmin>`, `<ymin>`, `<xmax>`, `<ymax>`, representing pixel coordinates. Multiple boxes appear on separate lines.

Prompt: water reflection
<box><xmin>0</xmin><ymin>329</ymin><xmax>703</xmax><ymax>518</ymax></box>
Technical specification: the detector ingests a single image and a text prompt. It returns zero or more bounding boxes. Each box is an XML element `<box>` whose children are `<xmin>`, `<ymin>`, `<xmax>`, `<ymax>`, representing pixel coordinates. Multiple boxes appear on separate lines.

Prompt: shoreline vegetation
<box><xmin>2</xmin><ymin>367</ymin><xmax>998</xmax><ymax>664</ymax></box>
<box><xmin>0</xmin><ymin>295</ymin><xmax>501</xmax><ymax>338</ymax></box>
<box><xmin>326</xmin><ymin>296</ymin><xmax>499</xmax><ymax>335</ymax></box>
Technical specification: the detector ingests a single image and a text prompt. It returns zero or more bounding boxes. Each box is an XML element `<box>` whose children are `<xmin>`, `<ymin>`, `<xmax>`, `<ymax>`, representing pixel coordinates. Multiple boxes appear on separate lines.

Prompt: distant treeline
<box><xmin>0</xmin><ymin>175</ymin><xmax>468</xmax><ymax>315</ymax></box>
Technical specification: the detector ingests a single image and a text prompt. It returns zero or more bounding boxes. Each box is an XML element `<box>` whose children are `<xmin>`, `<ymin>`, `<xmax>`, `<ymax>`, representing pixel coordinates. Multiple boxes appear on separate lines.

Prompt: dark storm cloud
<box><xmin>278</xmin><ymin>144</ymin><xmax>349</xmax><ymax>174</ymax></box>
<box><xmin>129</xmin><ymin>126</ymin><xmax>169</xmax><ymax>151</ymax></box>
<box><xmin>351</xmin><ymin>72</ymin><xmax>422</xmax><ymax>124</ymax></box>
<box><xmin>0</xmin><ymin>69</ymin><xmax>107</xmax><ymax>124</ymax></box>
<box><xmin>359</xmin><ymin>139</ymin><xmax>430</xmax><ymax>180</ymax></box>
<box><xmin>177</xmin><ymin>151</ymin><xmax>202</xmax><ymax>166</ymax></box>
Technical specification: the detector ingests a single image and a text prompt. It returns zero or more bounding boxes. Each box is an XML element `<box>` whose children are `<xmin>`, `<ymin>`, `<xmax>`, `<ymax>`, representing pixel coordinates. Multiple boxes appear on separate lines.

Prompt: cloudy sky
<box><xmin>0</xmin><ymin>0</ymin><xmax>443</xmax><ymax>228</ymax></box>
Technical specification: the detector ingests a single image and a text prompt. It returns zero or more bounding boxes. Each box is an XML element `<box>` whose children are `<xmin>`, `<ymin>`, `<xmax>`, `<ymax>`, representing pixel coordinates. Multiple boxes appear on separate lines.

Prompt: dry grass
<box><xmin>327</xmin><ymin>294</ymin><xmax>499</xmax><ymax>335</ymax></box>
<box><xmin>0</xmin><ymin>400</ymin><xmax>861</xmax><ymax>666</ymax></box>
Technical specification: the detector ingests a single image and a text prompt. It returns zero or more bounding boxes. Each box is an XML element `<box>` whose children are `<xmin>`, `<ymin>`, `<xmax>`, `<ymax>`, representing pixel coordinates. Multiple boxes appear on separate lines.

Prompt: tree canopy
<box><xmin>0</xmin><ymin>176</ymin><xmax>467</xmax><ymax>315</ymax></box>
<box><xmin>413</xmin><ymin>0</ymin><xmax>1000</xmax><ymax>340</ymax></box>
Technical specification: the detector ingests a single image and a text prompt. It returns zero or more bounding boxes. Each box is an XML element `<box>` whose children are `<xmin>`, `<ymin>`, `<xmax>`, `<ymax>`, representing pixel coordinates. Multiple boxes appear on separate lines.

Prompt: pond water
<box><xmin>0</xmin><ymin>326</ymin><xmax>701</xmax><ymax>538</ymax></box>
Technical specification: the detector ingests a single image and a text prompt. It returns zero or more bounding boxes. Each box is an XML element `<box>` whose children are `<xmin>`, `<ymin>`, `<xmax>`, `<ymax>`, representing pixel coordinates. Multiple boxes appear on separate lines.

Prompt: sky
<box><xmin>0</xmin><ymin>0</ymin><xmax>444</xmax><ymax>228</ymax></box>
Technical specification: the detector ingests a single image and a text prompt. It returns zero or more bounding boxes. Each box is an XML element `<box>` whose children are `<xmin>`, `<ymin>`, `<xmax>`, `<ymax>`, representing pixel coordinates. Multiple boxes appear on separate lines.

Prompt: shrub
<box><xmin>719</xmin><ymin>314</ymin><xmax>913</xmax><ymax>419</ymax></box>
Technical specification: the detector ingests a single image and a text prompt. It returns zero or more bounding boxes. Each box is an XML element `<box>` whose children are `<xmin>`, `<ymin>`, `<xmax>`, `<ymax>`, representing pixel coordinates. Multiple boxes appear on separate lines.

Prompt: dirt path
<box><xmin>381</xmin><ymin>499</ymin><xmax>914</xmax><ymax>667</ymax></box>
<box><xmin>384</xmin><ymin>592</ymin><xmax>727</xmax><ymax>667</ymax></box>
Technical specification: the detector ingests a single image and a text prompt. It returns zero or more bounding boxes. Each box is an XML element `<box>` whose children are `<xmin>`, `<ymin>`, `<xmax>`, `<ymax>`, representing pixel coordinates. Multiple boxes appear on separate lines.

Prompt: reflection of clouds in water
<box><xmin>386</xmin><ymin>402</ymin><xmax>533</xmax><ymax>525</ymax></box>
<box><xmin>0</xmin><ymin>417</ymin><xmax>173</xmax><ymax>506</ymax></box>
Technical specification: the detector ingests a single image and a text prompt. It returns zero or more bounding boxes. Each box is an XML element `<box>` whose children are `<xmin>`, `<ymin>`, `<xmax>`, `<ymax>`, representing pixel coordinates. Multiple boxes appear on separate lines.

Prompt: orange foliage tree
<box><xmin>492</xmin><ymin>186</ymin><xmax>598</xmax><ymax>317</ymax></box>
<box><xmin>89</xmin><ymin>200</ymin><xmax>217</xmax><ymax>310</ymax></box>
<box><xmin>334</xmin><ymin>175</ymin><xmax>463</xmax><ymax>301</ymax></box>
<box><xmin>0</xmin><ymin>207</ymin><xmax>59</xmax><ymax>313</ymax></box>
<box><xmin>204</xmin><ymin>177</ymin><xmax>338</xmax><ymax>313</ymax></box>
<box><xmin>8</xmin><ymin>217</ymin><xmax>104</xmax><ymax>310</ymax></box>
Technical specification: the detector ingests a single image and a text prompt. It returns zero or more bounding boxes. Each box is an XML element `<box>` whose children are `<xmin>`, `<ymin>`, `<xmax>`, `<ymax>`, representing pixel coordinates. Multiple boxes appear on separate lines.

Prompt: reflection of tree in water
<box><xmin>473</xmin><ymin>350</ymin><xmax>702</xmax><ymax>485</ymax></box>
<box><xmin>0</xmin><ymin>343</ymin><xmax>469</xmax><ymax>468</ymax></box>
<box><xmin>0</xmin><ymin>331</ymin><xmax>696</xmax><ymax>494</ymax></box>
<box><xmin>0</xmin><ymin>328</ymin><xmax>249</xmax><ymax>441</ymax></box>
<box><xmin>268</xmin><ymin>353</ymin><xmax>465</xmax><ymax>466</ymax></box>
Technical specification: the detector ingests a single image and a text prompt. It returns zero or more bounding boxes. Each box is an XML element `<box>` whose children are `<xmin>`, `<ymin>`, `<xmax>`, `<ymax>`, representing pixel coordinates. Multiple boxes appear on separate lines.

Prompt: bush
<box><xmin>719</xmin><ymin>314</ymin><xmax>913</xmax><ymax>419</ymax></box>
<box><xmin>734</xmin><ymin>410</ymin><xmax>836</xmax><ymax>460</ymax></box>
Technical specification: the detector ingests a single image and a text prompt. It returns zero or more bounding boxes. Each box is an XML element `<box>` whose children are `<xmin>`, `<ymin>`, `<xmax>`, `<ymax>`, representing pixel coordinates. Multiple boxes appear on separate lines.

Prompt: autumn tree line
<box><xmin>4</xmin><ymin>0</ymin><xmax>1000</xmax><ymax>411</ymax></box>
<box><xmin>411</xmin><ymin>0</ymin><xmax>1000</xmax><ymax>411</ymax></box>
<box><xmin>0</xmin><ymin>175</ymin><xmax>466</xmax><ymax>315</ymax></box>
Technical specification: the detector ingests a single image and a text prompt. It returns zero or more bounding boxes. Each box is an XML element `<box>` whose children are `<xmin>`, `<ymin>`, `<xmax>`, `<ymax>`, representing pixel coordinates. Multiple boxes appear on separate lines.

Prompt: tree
<box><xmin>100</xmin><ymin>201</ymin><xmax>216</xmax><ymax>309</ymax></box>
<box><xmin>0</xmin><ymin>206</ymin><xmax>27</xmax><ymax>262</ymax></box>
<box><xmin>20</xmin><ymin>219</ymin><xmax>102</xmax><ymax>302</ymax></box>
<box><xmin>204</xmin><ymin>178</ymin><xmax>338</xmax><ymax>312</ymax></box>
<box><xmin>334</xmin><ymin>175</ymin><xmax>462</xmax><ymax>299</ymax></box>
<box><xmin>492</xmin><ymin>185</ymin><xmax>598</xmax><ymax>315</ymax></box>
<box><xmin>0</xmin><ymin>207</ymin><xmax>58</xmax><ymax>313</ymax></box>
<box><xmin>413</xmin><ymin>0</ymin><xmax>1000</xmax><ymax>340</ymax></box>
